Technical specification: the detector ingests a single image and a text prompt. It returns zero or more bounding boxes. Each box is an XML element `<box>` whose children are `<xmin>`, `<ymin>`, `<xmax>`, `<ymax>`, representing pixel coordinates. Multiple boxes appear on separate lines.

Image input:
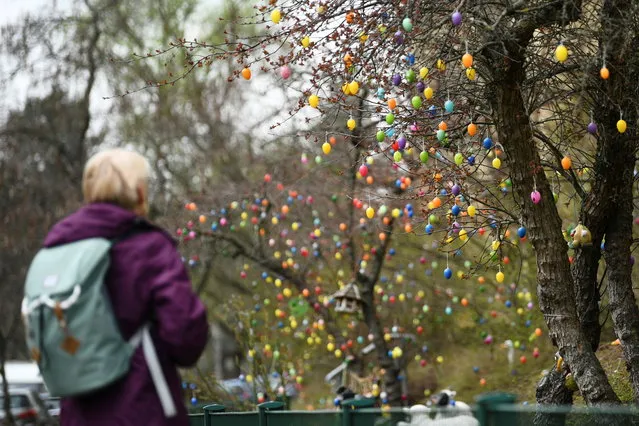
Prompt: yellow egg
<box><xmin>436</xmin><ymin>59</ymin><xmax>446</xmax><ymax>71</ymax></box>
<box><xmin>334</xmin><ymin>349</ymin><xmax>342</xmax><ymax>358</ymax></box>
<box><xmin>392</xmin><ymin>208</ymin><xmax>401</xmax><ymax>218</ymax></box>
<box><xmin>246</xmin><ymin>374</ymin><xmax>253</xmax><ymax>383</ymax></box>
<box><xmin>424</xmin><ymin>87</ymin><xmax>434</xmax><ymax>99</ymax></box>
<box><xmin>322</xmin><ymin>142</ymin><xmax>331</xmax><ymax>154</ymax></box>
<box><xmin>467</xmin><ymin>205</ymin><xmax>476</xmax><ymax>217</ymax></box>
<box><xmin>272</xmin><ymin>217</ymin><xmax>279</xmax><ymax>225</ymax></box>
<box><xmin>327</xmin><ymin>342</ymin><xmax>335</xmax><ymax>352</ymax></box>
<box><xmin>301</xmin><ymin>36</ymin><xmax>310</xmax><ymax>48</ymax></box>
<box><xmin>275</xmin><ymin>278</ymin><xmax>282</xmax><ymax>287</ymax></box>
<box><xmin>436</xmin><ymin>356</ymin><xmax>444</xmax><ymax>363</ymax></box>
<box><xmin>492</xmin><ymin>240</ymin><xmax>500</xmax><ymax>250</ymax></box>
<box><xmin>271</xmin><ymin>9</ymin><xmax>281</xmax><ymax>24</ymax></box>
<box><xmin>466</xmin><ymin>67</ymin><xmax>476</xmax><ymax>80</ymax></box>
<box><xmin>347</xmin><ymin>118</ymin><xmax>356</xmax><ymax>130</ymax></box>
<box><xmin>420</xmin><ymin>67</ymin><xmax>429</xmax><ymax>78</ymax></box>
<box><xmin>617</xmin><ymin>119</ymin><xmax>627</xmax><ymax>133</ymax></box>
<box><xmin>308</xmin><ymin>94</ymin><xmax>319</xmax><ymax>108</ymax></box>
<box><xmin>314</xmin><ymin>229</ymin><xmax>321</xmax><ymax>237</ymax></box>
<box><xmin>398</xmin><ymin>293</ymin><xmax>405</xmax><ymax>302</ymax></box>
<box><xmin>366</xmin><ymin>207</ymin><xmax>375</xmax><ymax>219</ymax></box>
<box><xmin>555</xmin><ymin>44</ymin><xmax>568</xmax><ymax>63</ymax></box>
<box><xmin>459</xmin><ymin>229</ymin><xmax>468</xmax><ymax>241</ymax></box>
<box><xmin>335</xmin><ymin>252</ymin><xmax>342</xmax><ymax>260</ymax></box>
<box><xmin>283</xmin><ymin>288</ymin><xmax>292</xmax><ymax>297</ymax></box>
<box><xmin>396</xmin><ymin>274</ymin><xmax>404</xmax><ymax>283</ymax></box>
<box><xmin>492</xmin><ymin>157</ymin><xmax>502</xmax><ymax>169</ymax></box>
<box><xmin>496</xmin><ymin>271</ymin><xmax>505</xmax><ymax>283</ymax></box>
<box><xmin>348</xmin><ymin>81</ymin><xmax>360</xmax><ymax>95</ymax></box>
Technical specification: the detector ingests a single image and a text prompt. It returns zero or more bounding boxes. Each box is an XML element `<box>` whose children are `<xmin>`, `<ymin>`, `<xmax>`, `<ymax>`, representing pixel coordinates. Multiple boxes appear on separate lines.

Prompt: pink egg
<box><xmin>280</xmin><ymin>65</ymin><xmax>291</xmax><ymax>79</ymax></box>
<box><xmin>530</xmin><ymin>190</ymin><xmax>541</xmax><ymax>204</ymax></box>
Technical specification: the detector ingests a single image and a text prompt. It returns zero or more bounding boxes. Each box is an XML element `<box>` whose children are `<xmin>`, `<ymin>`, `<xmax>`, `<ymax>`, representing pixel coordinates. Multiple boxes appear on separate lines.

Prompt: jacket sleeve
<box><xmin>139</xmin><ymin>231</ymin><xmax>209</xmax><ymax>367</ymax></box>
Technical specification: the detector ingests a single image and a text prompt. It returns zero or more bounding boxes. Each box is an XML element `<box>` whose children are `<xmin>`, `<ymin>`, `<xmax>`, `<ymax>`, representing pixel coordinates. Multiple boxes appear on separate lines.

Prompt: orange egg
<box><xmin>388</xmin><ymin>98</ymin><xmax>397</xmax><ymax>110</ymax></box>
<box><xmin>339</xmin><ymin>223</ymin><xmax>347</xmax><ymax>231</ymax></box>
<box><xmin>383</xmin><ymin>217</ymin><xmax>391</xmax><ymax>225</ymax></box>
<box><xmin>461</xmin><ymin>298</ymin><xmax>469</xmax><ymax>307</ymax></box>
<box><xmin>346</xmin><ymin>11</ymin><xmax>356</xmax><ymax>23</ymax></box>
<box><xmin>468</xmin><ymin>123</ymin><xmax>478</xmax><ymax>136</ymax></box>
<box><xmin>241</xmin><ymin>68</ymin><xmax>251</xmax><ymax>80</ymax></box>
<box><xmin>379</xmin><ymin>232</ymin><xmax>387</xmax><ymax>241</ymax></box>
<box><xmin>438</xmin><ymin>121</ymin><xmax>448</xmax><ymax>131</ymax></box>
<box><xmin>404</xmin><ymin>223</ymin><xmax>413</xmax><ymax>233</ymax></box>
<box><xmin>281</xmin><ymin>205</ymin><xmax>290</xmax><ymax>214</ymax></box>
<box><xmin>478</xmin><ymin>276</ymin><xmax>485</xmax><ymax>284</ymax></box>
<box><xmin>600</xmin><ymin>67</ymin><xmax>609</xmax><ymax>80</ymax></box>
<box><xmin>434</xmin><ymin>173</ymin><xmax>443</xmax><ymax>182</ymax></box>
<box><xmin>504</xmin><ymin>229</ymin><xmax>511</xmax><ymax>238</ymax></box>
<box><xmin>329</xmin><ymin>136</ymin><xmax>337</xmax><ymax>145</ymax></box>
<box><xmin>561</xmin><ymin>156</ymin><xmax>572</xmax><ymax>170</ymax></box>
<box><xmin>366</xmin><ymin>176</ymin><xmax>374</xmax><ymax>184</ymax></box>
<box><xmin>462</xmin><ymin>53</ymin><xmax>473</xmax><ymax>68</ymax></box>
<box><xmin>199</xmin><ymin>215</ymin><xmax>206</xmax><ymax>223</ymax></box>
<box><xmin>535</xmin><ymin>328</ymin><xmax>543</xmax><ymax>337</ymax></box>
<box><xmin>432</xmin><ymin>197</ymin><xmax>442</xmax><ymax>208</ymax></box>
<box><xmin>404</xmin><ymin>177</ymin><xmax>412</xmax><ymax>186</ymax></box>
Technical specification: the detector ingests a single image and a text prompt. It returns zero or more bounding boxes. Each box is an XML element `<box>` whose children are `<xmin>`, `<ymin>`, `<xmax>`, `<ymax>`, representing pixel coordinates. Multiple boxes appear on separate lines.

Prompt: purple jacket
<box><xmin>43</xmin><ymin>203</ymin><xmax>209</xmax><ymax>426</ymax></box>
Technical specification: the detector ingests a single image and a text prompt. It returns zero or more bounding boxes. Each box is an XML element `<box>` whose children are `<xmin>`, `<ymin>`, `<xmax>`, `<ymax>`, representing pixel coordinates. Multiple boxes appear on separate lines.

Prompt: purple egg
<box><xmin>484</xmin><ymin>335</ymin><xmax>493</xmax><ymax>345</ymax></box>
<box><xmin>452</xmin><ymin>11</ymin><xmax>462</xmax><ymax>26</ymax></box>
<box><xmin>451</xmin><ymin>184</ymin><xmax>461</xmax><ymax>196</ymax></box>
<box><xmin>394</xmin><ymin>30</ymin><xmax>404</xmax><ymax>45</ymax></box>
<box><xmin>631</xmin><ymin>256</ymin><xmax>635</xmax><ymax>266</ymax></box>
<box><xmin>392</xmin><ymin>74</ymin><xmax>402</xmax><ymax>86</ymax></box>
<box><xmin>452</xmin><ymin>221</ymin><xmax>461</xmax><ymax>233</ymax></box>
<box><xmin>587</xmin><ymin>122</ymin><xmax>597</xmax><ymax>134</ymax></box>
<box><xmin>416</xmin><ymin>81</ymin><xmax>425</xmax><ymax>92</ymax></box>
<box><xmin>397</xmin><ymin>136</ymin><xmax>407</xmax><ymax>150</ymax></box>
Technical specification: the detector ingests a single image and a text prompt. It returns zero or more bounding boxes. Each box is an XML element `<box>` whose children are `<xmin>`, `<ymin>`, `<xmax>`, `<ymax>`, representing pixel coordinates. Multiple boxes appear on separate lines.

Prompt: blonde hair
<box><xmin>82</xmin><ymin>149</ymin><xmax>151</xmax><ymax>215</ymax></box>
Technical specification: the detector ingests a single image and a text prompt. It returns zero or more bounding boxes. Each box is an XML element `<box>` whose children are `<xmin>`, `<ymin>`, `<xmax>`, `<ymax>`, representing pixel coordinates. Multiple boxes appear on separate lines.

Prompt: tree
<box><xmin>141</xmin><ymin>0</ymin><xmax>639</xmax><ymax>407</ymax></box>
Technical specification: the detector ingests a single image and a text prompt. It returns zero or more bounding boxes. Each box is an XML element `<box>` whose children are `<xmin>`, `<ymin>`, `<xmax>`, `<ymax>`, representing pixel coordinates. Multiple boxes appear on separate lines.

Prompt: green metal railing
<box><xmin>188</xmin><ymin>393</ymin><xmax>639</xmax><ymax>426</ymax></box>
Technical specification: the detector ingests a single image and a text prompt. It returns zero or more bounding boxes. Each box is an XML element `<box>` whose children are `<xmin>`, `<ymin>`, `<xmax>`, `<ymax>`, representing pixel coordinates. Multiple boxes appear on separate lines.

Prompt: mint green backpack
<box><xmin>22</xmin><ymin>223</ymin><xmax>177</xmax><ymax>417</ymax></box>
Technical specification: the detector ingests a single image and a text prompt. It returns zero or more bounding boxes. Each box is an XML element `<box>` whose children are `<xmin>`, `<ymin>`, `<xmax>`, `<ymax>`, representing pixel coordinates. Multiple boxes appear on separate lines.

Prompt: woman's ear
<box><xmin>136</xmin><ymin>185</ymin><xmax>149</xmax><ymax>216</ymax></box>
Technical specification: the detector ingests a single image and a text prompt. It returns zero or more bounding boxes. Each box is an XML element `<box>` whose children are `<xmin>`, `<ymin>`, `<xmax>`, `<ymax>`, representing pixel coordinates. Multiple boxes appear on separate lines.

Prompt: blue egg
<box><xmin>313</xmin><ymin>251</ymin><xmax>320</xmax><ymax>257</ymax></box>
<box><xmin>254</xmin><ymin>304</ymin><xmax>261</xmax><ymax>311</ymax></box>
<box><xmin>395</xmin><ymin>179</ymin><xmax>402</xmax><ymax>188</ymax></box>
<box><xmin>191</xmin><ymin>397</ymin><xmax>198</xmax><ymax>405</ymax></box>
<box><xmin>422</xmin><ymin>345</ymin><xmax>429</xmax><ymax>353</ymax></box>
<box><xmin>444</xmin><ymin>100</ymin><xmax>455</xmax><ymax>113</ymax></box>
<box><xmin>277</xmin><ymin>321</ymin><xmax>284</xmax><ymax>328</ymax></box>
<box><xmin>425</xmin><ymin>224</ymin><xmax>434</xmax><ymax>234</ymax></box>
<box><xmin>482</xmin><ymin>137</ymin><xmax>493</xmax><ymax>149</ymax></box>
<box><xmin>334</xmin><ymin>398</ymin><xmax>341</xmax><ymax>407</ymax></box>
<box><xmin>381</xmin><ymin>276</ymin><xmax>388</xmax><ymax>282</ymax></box>
<box><xmin>473</xmin><ymin>366</ymin><xmax>480</xmax><ymax>373</ymax></box>
<box><xmin>211</xmin><ymin>223</ymin><xmax>218</xmax><ymax>231</ymax></box>
<box><xmin>406</xmin><ymin>203</ymin><xmax>413</xmax><ymax>210</ymax></box>
<box><xmin>377</xmin><ymin>87</ymin><xmax>385</xmax><ymax>99</ymax></box>
<box><xmin>517</xmin><ymin>227</ymin><xmax>527</xmax><ymax>238</ymax></box>
<box><xmin>468</xmin><ymin>156</ymin><xmax>476</xmax><ymax>166</ymax></box>
<box><xmin>389</xmin><ymin>248</ymin><xmax>396</xmax><ymax>255</ymax></box>
<box><xmin>408</xmin><ymin>53</ymin><xmax>415</xmax><ymax>65</ymax></box>
<box><xmin>336</xmin><ymin>242</ymin><xmax>342</xmax><ymax>248</ymax></box>
<box><xmin>445</xmin><ymin>306</ymin><xmax>452</xmax><ymax>315</ymax></box>
<box><xmin>601</xmin><ymin>241</ymin><xmax>605</xmax><ymax>250</ymax></box>
<box><xmin>440</xmin><ymin>189</ymin><xmax>448</xmax><ymax>196</ymax></box>
<box><xmin>425</xmin><ymin>269</ymin><xmax>432</xmax><ymax>276</ymax></box>
<box><xmin>444</xmin><ymin>267</ymin><xmax>452</xmax><ymax>279</ymax></box>
<box><xmin>386</xmin><ymin>128</ymin><xmax>396</xmax><ymax>137</ymax></box>
<box><xmin>314</xmin><ymin>218</ymin><xmax>321</xmax><ymax>226</ymax></box>
<box><xmin>190</xmin><ymin>383</ymin><xmax>197</xmax><ymax>390</ymax></box>
<box><xmin>455</xmin><ymin>249</ymin><xmax>462</xmax><ymax>256</ymax></box>
<box><xmin>262</xmin><ymin>272</ymin><xmax>268</xmax><ymax>279</ymax></box>
<box><xmin>505</xmin><ymin>300</ymin><xmax>512</xmax><ymax>308</ymax></box>
<box><xmin>357</xmin><ymin>336</ymin><xmax>364</xmax><ymax>344</ymax></box>
<box><xmin>525</xmin><ymin>320</ymin><xmax>531</xmax><ymax>327</ymax></box>
<box><xmin>451</xmin><ymin>205</ymin><xmax>461</xmax><ymax>216</ymax></box>
<box><xmin>182</xmin><ymin>382</ymin><xmax>188</xmax><ymax>389</ymax></box>
<box><xmin>407</xmin><ymin>210</ymin><xmax>414</xmax><ymax>218</ymax></box>
<box><xmin>388</xmin><ymin>350</ymin><xmax>393</xmax><ymax>357</ymax></box>
<box><xmin>297</xmin><ymin>194</ymin><xmax>304</xmax><ymax>201</ymax></box>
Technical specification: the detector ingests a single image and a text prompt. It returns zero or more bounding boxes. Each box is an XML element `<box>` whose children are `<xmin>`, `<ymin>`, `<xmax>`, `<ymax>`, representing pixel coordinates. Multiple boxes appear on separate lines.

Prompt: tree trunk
<box><xmin>534</xmin><ymin>367</ymin><xmax>573</xmax><ymax>426</ymax></box>
<box><xmin>604</xmin><ymin>201</ymin><xmax>639</xmax><ymax>404</ymax></box>
<box><xmin>592</xmin><ymin>0</ymin><xmax>639</xmax><ymax>402</ymax></box>
<box><xmin>485</xmin><ymin>52</ymin><xmax>619</xmax><ymax>405</ymax></box>
<box><xmin>0</xmin><ymin>337</ymin><xmax>16</xmax><ymax>426</ymax></box>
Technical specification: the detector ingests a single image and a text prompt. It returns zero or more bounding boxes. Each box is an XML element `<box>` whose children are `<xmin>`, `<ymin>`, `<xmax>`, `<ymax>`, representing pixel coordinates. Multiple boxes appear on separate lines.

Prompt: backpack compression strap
<box><xmin>129</xmin><ymin>325</ymin><xmax>177</xmax><ymax>418</ymax></box>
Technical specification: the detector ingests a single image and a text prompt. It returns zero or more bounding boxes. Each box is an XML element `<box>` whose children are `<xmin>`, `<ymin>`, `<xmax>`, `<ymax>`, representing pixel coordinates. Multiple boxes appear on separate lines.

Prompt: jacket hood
<box><xmin>44</xmin><ymin>203</ymin><xmax>141</xmax><ymax>247</ymax></box>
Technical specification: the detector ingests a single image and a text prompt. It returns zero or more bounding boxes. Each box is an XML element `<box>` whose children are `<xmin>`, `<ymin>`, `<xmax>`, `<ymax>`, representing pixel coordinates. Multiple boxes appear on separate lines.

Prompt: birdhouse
<box><xmin>332</xmin><ymin>282</ymin><xmax>362</xmax><ymax>314</ymax></box>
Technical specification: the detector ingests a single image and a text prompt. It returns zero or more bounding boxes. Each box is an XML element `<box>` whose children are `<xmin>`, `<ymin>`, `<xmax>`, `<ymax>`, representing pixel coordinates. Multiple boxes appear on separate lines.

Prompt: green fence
<box><xmin>188</xmin><ymin>393</ymin><xmax>639</xmax><ymax>426</ymax></box>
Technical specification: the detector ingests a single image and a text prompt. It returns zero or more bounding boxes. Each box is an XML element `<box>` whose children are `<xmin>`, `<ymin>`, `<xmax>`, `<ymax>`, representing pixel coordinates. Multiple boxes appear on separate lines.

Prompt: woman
<box><xmin>43</xmin><ymin>149</ymin><xmax>209</xmax><ymax>425</ymax></box>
